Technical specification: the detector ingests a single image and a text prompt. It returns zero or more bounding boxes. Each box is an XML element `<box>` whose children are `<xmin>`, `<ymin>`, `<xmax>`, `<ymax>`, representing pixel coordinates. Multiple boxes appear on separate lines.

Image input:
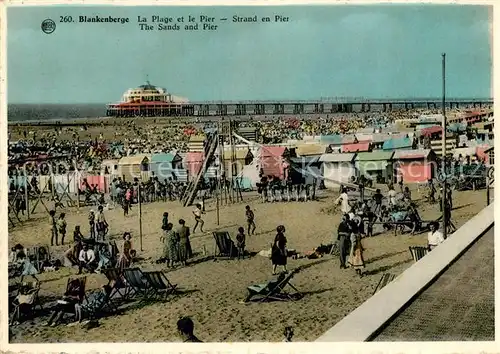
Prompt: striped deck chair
<box><xmin>65</xmin><ymin>276</ymin><xmax>88</xmax><ymax>304</ymax></box>
<box><xmin>142</xmin><ymin>271</ymin><xmax>178</xmax><ymax>301</ymax></box>
<box><xmin>102</xmin><ymin>268</ymin><xmax>133</xmax><ymax>300</ymax></box>
<box><xmin>245</xmin><ymin>269</ymin><xmax>302</xmax><ymax>303</ymax></box>
<box><xmin>372</xmin><ymin>273</ymin><xmax>395</xmax><ymax>295</ymax></box>
<box><xmin>10</xmin><ymin>280</ymin><xmax>43</xmax><ymax>324</ymax></box>
<box><xmin>76</xmin><ymin>288</ymin><xmax>115</xmax><ymax>321</ymax></box>
<box><xmin>213</xmin><ymin>231</ymin><xmax>238</xmax><ymax>259</ymax></box>
<box><xmin>123</xmin><ymin>268</ymin><xmax>151</xmax><ymax>300</ymax></box>
<box><xmin>409</xmin><ymin>246</ymin><xmax>428</xmax><ymax>262</ymax></box>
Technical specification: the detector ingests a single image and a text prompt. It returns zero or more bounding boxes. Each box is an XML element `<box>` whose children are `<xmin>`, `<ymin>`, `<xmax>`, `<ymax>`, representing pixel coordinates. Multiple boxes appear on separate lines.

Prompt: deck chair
<box><xmin>10</xmin><ymin>280</ymin><xmax>42</xmax><ymax>324</ymax></box>
<box><xmin>409</xmin><ymin>246</ymin><xmax>428</xmax><ymax>262</ymax></box>
<box><xmin>213</xmin><ymin>231</ymin><xmax>238</xmax><ymax>259</ymax></box>
<box><xmin>142</xmin><ymin>271</ymin><xmax>178</xmax><ymax>301</ymax></box>
<box><xmin>76</xmin><ymin>288</ymin><xmax>115</xmax><ymax>321</ymax></box>
<box><xmin>372</xmin><ymin>273</ymin><xmax>395</xmax><ymax>295</ymax></box>
<box><xmin>102</xmin><ymin>268</ymin><xmax>133</xmax><ymax>301</ymax></box>
<box><xmin>66</xmin><ymin>276</ymin><xmax>88</xmax><ymax>304</ymax></box>
<box><xmin>244</xmin><ymin>269</ymin><xmax>302</xmax><ymax>302</ymax></box>
<box><xmin>25</xmin><ymin>245</ymin><xmax>50</xmax><ymax>272</ymax></box>
<box><xmin>123</xmin><ymin>268</ymin><xmax>151</xmax><ymax>300</ymax></box>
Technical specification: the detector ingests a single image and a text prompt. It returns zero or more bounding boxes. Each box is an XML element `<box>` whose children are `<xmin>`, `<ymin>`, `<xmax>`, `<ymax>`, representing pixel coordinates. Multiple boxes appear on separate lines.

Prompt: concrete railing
<box><xmin>316</xmin><ymin>202</ymin><xmax>495</xmax><ymax>342</ymax></box>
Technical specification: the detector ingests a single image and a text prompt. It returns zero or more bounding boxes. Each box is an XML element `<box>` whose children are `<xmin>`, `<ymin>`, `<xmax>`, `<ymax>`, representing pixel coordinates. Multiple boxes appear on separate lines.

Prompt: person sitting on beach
<box><xmin>75</xmin><ymin>284</ymin><xmax>112</xmax><ymax>322</ymax></box>
<box><xmin>45</xmin><ymin>279</ymin><xmax>82</xmax><ymax>327</ymax></box>
<box><xmin>177</xmin><ymin>317</ymin><xmax>203</xmax><ymax>342</ymax></box>
<box><xmin>428</xmin><ymin>221</ymin><xmax>444</xmax><ymax>251</ymax></box>
<box><xmin>78</xmin><ymin>243</ymin><xmax>97</xmax><ymax>274</ymax></box>
<box><xmin>236</xmin><ymin>227</ymin><xmax>246</xmax><ymax>260</ymax></box>
<box><xmin>64</xmin><ymin>241</ymin><xmax>82</xmax><ymax>268</ymax></box>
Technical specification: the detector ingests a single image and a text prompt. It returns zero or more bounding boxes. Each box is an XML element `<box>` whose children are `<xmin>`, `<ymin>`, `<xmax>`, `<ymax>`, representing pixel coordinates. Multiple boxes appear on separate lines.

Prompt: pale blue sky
<box><xmin>8</xmin><ymin>5</ymin><xmax>492</xmax><ymax>104</ymax></box>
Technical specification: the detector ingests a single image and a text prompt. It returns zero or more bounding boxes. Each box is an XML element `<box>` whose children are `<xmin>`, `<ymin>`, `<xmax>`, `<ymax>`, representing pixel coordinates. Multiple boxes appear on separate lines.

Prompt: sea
<box><xmin>8</xmin><ymin>104</ymin><xmax>107</xmax><ymax>122</ymax></box>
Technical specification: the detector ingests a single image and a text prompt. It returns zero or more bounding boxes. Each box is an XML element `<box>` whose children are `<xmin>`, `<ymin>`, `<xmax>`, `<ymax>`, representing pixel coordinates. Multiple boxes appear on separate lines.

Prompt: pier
<box><xmin>190</xmin><ymin>98</ymin><xmax>493</xmax><ymax>116</ymax></box>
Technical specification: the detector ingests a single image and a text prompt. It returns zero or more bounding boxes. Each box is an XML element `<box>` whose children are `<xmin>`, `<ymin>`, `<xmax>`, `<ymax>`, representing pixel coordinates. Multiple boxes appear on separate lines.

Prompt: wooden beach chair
<box><xmin>244</xmin><ymin>269</ymin><xmax>302</xmax><ymax>303</ymax></box>
<box><xmin>25</xmin><ymin>245</ymin><xmax>50</xmax><ymax>272</ymax></box>
<box><xmin>372</xmin><ymin>273</ymin><xmax>395</xmax><ymax>295</ymax></box>
<box><xmin>142</xmin><ymin>271</ymin><xmax>178</xmax><ymax>301</ymax></box>
<box><xmin>213</xmin><ymin>231</ymin><xmax>238</xmax><ymax>259</ymax></box>
<box><xmin>66</xmin><ymin>276</ymin><xmax>88</xmax><ymax>304</ymax></box>
<box><xmin>102</xmin><ymin>268</ymin><xmax>133</xmax><ymax>301</ymax></box>
<box><xmin>76</xmin><ymin>288</ymin><xmax>116</xmax><ymax>321</ymax></box>
<box><xmin>10</xmin><ymin>279</ymin><xmax>43</xmax><ymax>324</ymax></box>
<box><xmin>122</xmin><ymin>268</ymin><xmax>151</xmax><ymax>300</ymax></box>
<box><xmin>409</xmin><ymin>246</ymin><xmax>428</xmax><ymax>262</ymax></box>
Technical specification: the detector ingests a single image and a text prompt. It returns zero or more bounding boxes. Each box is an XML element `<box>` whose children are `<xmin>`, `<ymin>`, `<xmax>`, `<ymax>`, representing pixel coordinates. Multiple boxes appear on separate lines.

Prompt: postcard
<box><xmin>2</xmin><ymin>1</ymin><xmax>496</xmax><ymax>352</ymax></box>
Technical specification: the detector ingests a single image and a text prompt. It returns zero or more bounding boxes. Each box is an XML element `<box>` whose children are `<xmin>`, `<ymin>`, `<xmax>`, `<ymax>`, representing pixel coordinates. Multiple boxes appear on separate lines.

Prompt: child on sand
<box><xmin>192</xmin><ymin>203</ymin><xmax>205</xmax><ymax>233</ymax></box>
<box><xmin>57</xmin><ymin>213</ymin><xmax>67</xmax><ymax>245</ymax></box>
<box><xmin>236</xmin><ymin>227</ymin><xmax>246</xmax><ymax>260</ymax></box>
<box><xmin>245</xmin><ymin>205</ymin><xmax>256</xmax><ymax>235</ymax></box>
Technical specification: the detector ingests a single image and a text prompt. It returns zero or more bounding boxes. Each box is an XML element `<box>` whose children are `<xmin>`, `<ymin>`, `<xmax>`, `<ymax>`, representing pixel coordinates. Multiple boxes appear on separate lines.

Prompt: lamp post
<box><xmin>441</xmin><ymin>53</ymin><xmax>448</xmax><ymax>240</ymax></box>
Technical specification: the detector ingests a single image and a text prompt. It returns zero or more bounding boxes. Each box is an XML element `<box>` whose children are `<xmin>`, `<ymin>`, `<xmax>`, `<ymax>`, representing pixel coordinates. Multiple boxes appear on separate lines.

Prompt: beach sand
<box><xmin>8</xmin><ymin>186</ymin><xmax>485</xmax><ymax>342</ymax></box>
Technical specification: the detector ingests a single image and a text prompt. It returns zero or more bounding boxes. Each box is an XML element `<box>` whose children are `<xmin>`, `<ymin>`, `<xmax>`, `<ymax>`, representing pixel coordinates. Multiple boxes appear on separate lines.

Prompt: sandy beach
<box><xmin>8</xmin><ymin>185</ymin><xmax>486</xmax><ymax>342</ymax></box>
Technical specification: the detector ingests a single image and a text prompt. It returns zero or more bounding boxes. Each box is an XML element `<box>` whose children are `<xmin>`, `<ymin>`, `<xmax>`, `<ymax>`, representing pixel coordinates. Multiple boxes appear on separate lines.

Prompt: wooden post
<box><xmin>486</xmin><ymin>171</ymin><xmax>490</xmax><ymax>206</ymax></box>
<box><xmin>216</xmin><ymin>125</ymin><xmax>221</xmax><ymax>226</ymax></box>
<box><xmin>51</xmin><ymin>173</ymin><xmax>56</xmax><ymax>212</ymax></box>
<box><xmin>23</xmin><ymin>165</ymin><xmax>30</xmax><ymax>219</ymax></box>
<box><xmin>139</xmin><ymin>183</ymin><xmax>143</xmax><ymax>251</ymax></box>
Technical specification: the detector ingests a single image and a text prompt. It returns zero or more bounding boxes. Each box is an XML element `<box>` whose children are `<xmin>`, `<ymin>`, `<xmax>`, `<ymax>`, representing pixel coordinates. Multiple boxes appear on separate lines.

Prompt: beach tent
<box><xmin>288</xmin><ymin>156</ymin><xmax>322</xmax><ymax>186</ymax></box>
<box><xmin>260</xmin><ymin>146</ymin><xmax>291</xmax><ymax>179</ymax></box>
<box><xmin>319</xmin><ymin>153</ymin><xmax>357</xmax><ymax>189</ymax></box>
<box><xmin>117</xmin><ymin>154</ymin><xmax>150</xmax><ymax>182</ymax></box>
<box><xmin>185</xmin><ymin>152</ymin><xmax>204</xmax><ymax>179</ymax></box>
<box><xmin>393</xmin><ymin>149</ymin><xmax>436</xmax><ymax>183</ymax></box>
<box><xmin>101</xmin><ymin>159</ymin><xmax>119</xmax><ymax>176</ymax></box>
<box><xmin>150</xmin><ymin>152</ymin><xmax>183</xmax><ymax>180</ymax></box>
<box><xmin>188</xmin><ymin>135</ymin><xmax>206</xmax><ymax>152</ymax></box>
<box><xmin>484</xmin><ymin>146</ymin><xmax>494</xmax><ymax>166</ymax></box>
<box><xmin>355</xmin><ymin>151</ymin><xmax>394</xmax><ymax>184</ymax></box>
<box><xmin>222</xmin><ymin>149</ymin><xmax>253</xmax><ymax>176</ymax></box>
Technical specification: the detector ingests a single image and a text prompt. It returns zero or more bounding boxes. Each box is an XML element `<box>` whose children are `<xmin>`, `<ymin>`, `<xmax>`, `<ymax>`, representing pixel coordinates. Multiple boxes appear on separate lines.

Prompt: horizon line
<box><xmin>8</xmin><ymin>97</ymin><xmax>494</xmax><ymax>105</ymax></box>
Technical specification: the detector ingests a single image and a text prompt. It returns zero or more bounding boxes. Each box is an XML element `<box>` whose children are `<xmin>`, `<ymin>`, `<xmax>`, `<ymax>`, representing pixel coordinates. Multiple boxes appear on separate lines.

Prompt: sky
<box><xmin>7</xmin><ymin>5</ymin><xmax>492</xmax><ymax>104</ymax></box>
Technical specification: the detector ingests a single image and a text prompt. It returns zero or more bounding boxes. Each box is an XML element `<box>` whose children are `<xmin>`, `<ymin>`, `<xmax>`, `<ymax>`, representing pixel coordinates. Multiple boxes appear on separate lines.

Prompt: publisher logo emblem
<box><xmin>41</xmin><ymin>19</ymin><xmax>56</xmax><ymax>34</ymax></box>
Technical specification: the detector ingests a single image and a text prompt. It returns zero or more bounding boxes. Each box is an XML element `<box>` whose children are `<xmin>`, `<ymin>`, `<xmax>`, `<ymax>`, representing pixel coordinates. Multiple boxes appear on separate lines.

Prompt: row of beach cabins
<box><xmin>9</xmin><ymin>127</ymin><xmax>494</xmax><ymax>196</ymax></box>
